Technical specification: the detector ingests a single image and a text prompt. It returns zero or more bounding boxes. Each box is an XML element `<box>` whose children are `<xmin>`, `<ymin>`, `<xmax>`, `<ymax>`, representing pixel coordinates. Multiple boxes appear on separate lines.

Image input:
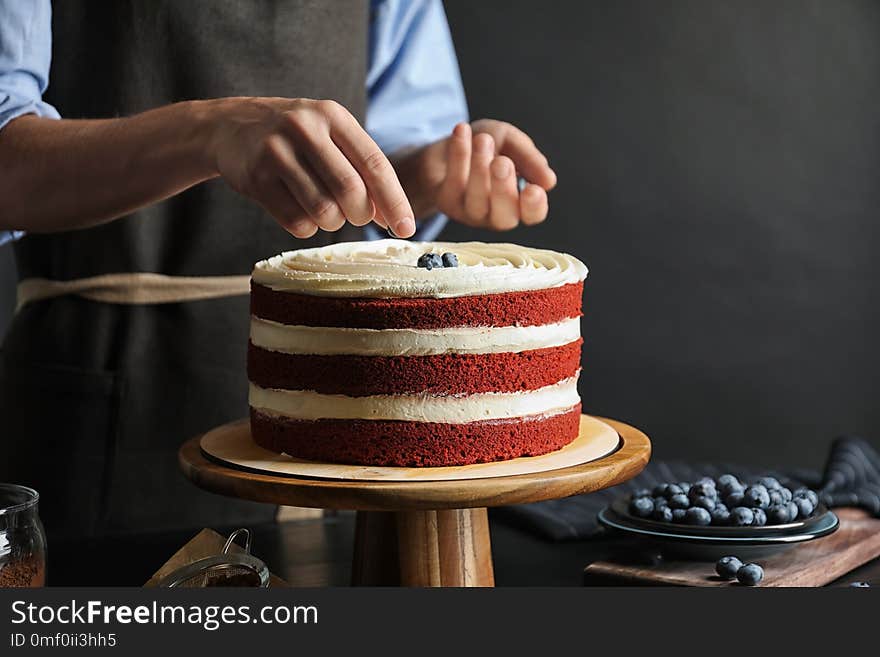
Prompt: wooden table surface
<box><xmin>46</xmin><ymin>512</ymin><xmax>880</xmax><ymax>587</ymax></box>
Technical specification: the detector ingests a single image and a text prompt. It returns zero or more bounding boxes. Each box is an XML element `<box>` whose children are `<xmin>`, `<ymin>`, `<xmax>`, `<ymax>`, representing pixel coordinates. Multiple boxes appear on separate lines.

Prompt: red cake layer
<box><xmin>248</xmin><ymin>339</ymin><xmax>582</xmax><ymax>396</ymax></box>
<box><xmin>250</xmin><ymin>404</ymin><xmax>581</xmax><ymax>467</ymax></box>
<box><xmin>250</xmin><ymin>281</ymin><xmax>583</xmax><ymax>329</ymax></box>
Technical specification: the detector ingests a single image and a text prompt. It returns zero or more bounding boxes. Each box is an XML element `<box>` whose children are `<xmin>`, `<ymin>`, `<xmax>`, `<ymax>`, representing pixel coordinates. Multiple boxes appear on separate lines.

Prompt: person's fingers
<box><xmin>325</xmin><ymin>101</ymin><xmax>415</xmax><ymax>237</ymax></box>
<box><xmin>264</xmin><ymin>134</ymin><xmax>346</xmax><ymax>232</ymax></box>
<box><xmin>488</xmin><ymin>155</ymin><xmax>520</xmax><ymax>230</ymax></box>
<box><xmin>437</xmin><ymin>122</ymin><xmax>471</xmax><ymax>214</ymax></box>
<box><xmin>288</xmin><ymin>217</ymin><xmax>319</xmax><ymax>238</ymax></box>
<box><xmin>257</xmin><ymin>178</ymin><xmax>318</xmax><ymax>238</ymax></box>
<box><xmin>345</xmin><ymin>200</ymin><xmax>377</xmax><ymax>227</ymax></box>
<box><xmin>519</xmin><ymin>183</ymin><xmax>549</xmax><ymax>225</ymax></box>
<box><xmin>490</xmin><ymin>123</ymin><xmax>557</xmax><ymax>190</ymax></box>
<box><xmin>463</xmin><ymin>132</ymin><xmax>494</xmax><ymax>220</ymax></box>
<box><xmin>301</xmin><ymin>135</ymin><xmax>375</xmax><ymax>226</ymax></box>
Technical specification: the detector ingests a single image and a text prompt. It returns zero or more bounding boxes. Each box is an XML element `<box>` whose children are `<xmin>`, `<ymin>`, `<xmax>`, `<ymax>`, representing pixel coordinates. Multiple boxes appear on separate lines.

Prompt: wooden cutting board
<box><xmin>583</xmin><ymin>508</ymin><xmax>880</xmax><ymax>587</ymax></box>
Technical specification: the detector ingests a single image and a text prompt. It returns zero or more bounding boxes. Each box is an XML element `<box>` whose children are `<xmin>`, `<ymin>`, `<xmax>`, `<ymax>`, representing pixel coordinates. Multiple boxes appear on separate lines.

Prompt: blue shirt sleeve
<box><xmin>0</xmin><ymin>0</ymin><xmax>59</xmax><ymax>244</ymax></box>
<box><xmin>0</xmin><ymin>0</ymin><xmax>59</xmax><ymax>131</ymax></box>
<box><xmin>364</xmin><ymin>0</ymin><xmax>468</xmax><ymax>241</ymax></box>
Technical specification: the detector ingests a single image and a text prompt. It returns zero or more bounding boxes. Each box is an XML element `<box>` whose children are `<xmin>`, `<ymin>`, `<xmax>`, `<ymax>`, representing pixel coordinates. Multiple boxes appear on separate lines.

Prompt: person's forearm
<box><xmin>0</xmin><ymin>96</ymin><xmax>419</xmax><ymax>238</ymax></box>
<box><xmin>0</xmin><ymin>100</ymin><xmax>220</xmax><ymax>232</ymax></box>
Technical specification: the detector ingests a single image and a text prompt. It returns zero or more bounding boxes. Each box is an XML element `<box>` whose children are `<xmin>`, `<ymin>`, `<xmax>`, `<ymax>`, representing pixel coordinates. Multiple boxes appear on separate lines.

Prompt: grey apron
<box><xmin>0</xmin><ymin>0</ymin><xmax>368</xmax><ymax>540</ymax></box>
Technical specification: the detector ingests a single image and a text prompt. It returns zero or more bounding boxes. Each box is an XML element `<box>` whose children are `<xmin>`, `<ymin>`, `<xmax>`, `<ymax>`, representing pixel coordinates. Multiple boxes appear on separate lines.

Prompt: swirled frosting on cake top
<box><xmin>252</xmin><ymin>239</ymin><xmax>588</xmax><ymax>298</ymax></box>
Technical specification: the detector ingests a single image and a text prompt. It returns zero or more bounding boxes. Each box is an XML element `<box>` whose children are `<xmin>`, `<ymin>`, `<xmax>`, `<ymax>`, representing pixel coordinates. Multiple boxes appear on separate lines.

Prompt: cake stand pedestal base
<box><xmin>352</xmin><ymin>508</ymin><xmax>494</xmax><ymax>586</ymax></box>
<box><xmin>178</xmin><ymin>415</ymin><xmax>651</xmax><ymax>587</ymax></box>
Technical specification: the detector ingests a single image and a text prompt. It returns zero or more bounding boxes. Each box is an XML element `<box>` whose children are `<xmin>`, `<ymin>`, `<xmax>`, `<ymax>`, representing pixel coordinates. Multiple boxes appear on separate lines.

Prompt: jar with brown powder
<box><xmin>0</xmin><ymin>484</ymin><xmax>46</xmax><ymax>588</ymax></box>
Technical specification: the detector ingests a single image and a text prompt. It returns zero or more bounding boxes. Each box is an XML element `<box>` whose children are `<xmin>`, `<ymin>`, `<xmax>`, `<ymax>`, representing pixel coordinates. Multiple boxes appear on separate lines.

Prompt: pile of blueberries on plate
<box><xmin>627</xmin><ymin>475</ymin><xmax>820</xmax><ymax>527</ymax></box>
<box><xmin>417</xmin><ymin>252</ymin><xmax>458</xmax><ymax>270</ymax></box>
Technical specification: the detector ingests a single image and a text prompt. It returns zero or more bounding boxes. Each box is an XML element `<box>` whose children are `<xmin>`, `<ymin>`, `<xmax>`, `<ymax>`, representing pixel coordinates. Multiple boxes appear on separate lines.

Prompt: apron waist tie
<box><xmin>16</xmin><ymin>273</ymin><xmax>251</xmax><ymax>312</ymax></box>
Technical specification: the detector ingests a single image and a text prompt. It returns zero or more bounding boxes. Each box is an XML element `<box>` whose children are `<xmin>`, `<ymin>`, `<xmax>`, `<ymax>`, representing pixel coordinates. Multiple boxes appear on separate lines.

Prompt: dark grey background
<box><xmin>443</xmin><ymin>0</ymin><xmax>880</xmax><ymax>469</ymax></box>
<box><xmin>2</xmin><ymin>0</ymin><xmax>878</xmax><ymax>469</ymax></box>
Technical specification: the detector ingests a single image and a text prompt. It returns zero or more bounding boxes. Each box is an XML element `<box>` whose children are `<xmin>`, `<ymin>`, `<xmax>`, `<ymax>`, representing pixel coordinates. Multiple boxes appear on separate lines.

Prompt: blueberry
<box><xmin>715</xmin><ymin>556</ymin><xmax>743</xmax><ymax>580</ymax></box>
<box><xmin>652</xmin><ymin>506</ymin><xmax>674</xmax><ymax>522</ymax></box>
<box><xmin>669</xmin><ymin>494</ymin><xmax>690</xmax><ymax>510</ymax></box>
<box><xmin>767</xmin><ymin>504</ymin><xmax>792</xmax><ymax>524</ymax></box>
<box><xmin>849</xmin><ymin>581</ymin><xmax>871</xmax><ymax>588</ymax></box>
<box><xmin>716</xmin><ymin>474</ymin><xmax>740</xmax><ymax>489</ymax></box>
<box><xmin>629</xmin><ymin>496</ymin><xmax>654</xmax><ymax>518</ymax></box>
<box><xmin>736</xmin><ymin>563</ymin><xmax>764</xmax><ymax>586</ymax></box>
<box><xmin>786</xmin><ymin>501</ymin><xmax>800</xmax><ymax>520</ymax></box>
<box><xmin>711</xmin><ymin>506</ymin><xmax>731</xmax><ymax>525</ymax></box>
<box><xmin>664</xmin><ymin>484</ymin><xmax>684</xmax><ymax>498</ymax></box>
<box><xmin>793</xmin><ymin>488</ymin><xmax>819</xmax><ymax>508</ymax></box>
<box><xmin>677</xmin><ymin>482</ymin><xmax>691</xmax><ymax>494</ymax></box>
<box><xmin>684</xmin><ymin>507</ymin><xmax>712</xmax><ymax>526</ymax></box>
<box><xmin>690</xmin><ymin>495</ymin><xmax>717</xmax><ymax>511</ymax></box>
<box><xmin>725</xmin><ymin>491</ymin><xmax>745</xmax><ymax>508</ymax></box>
<box><xmin>671</xmin><ymin>508</ymin><xmax>687</xmax><ymax>523</ymax></box>
<box><xmin>720</xmin><ymin>480</ymin><xmax>745</xmax><ymax>497</ymax></box>
<box><xmin>631</xmin><ymin>488</ymin><xmax>652</xmax><ymax>499</ymax></box>
<box><xmin>417</xmin><ymin>253</ymin><xmax>443</xmax><ymax>270</ymax></box>
<box><xmin>730</xmin><ymin>507</ymin><xmax>754</xmax><ymax>527</ymax></box>
<box><xmin>652</xmin><ymin>484</ymin><xmax>671</xmax><ymax>497</ymax></box>
<box><xmin>768</xmin><ymin>490</ymin><xmax>784</xmax><ymax>506</ymax></box>
<box><xmin>652</xmin><ymin>496</ymin><xmax>669</xmax><ymax>509</ymax></box>
<box><xmin>743</xmin><ymin>485</ymin><xmax>771</xmax><ymax>510</ymax></box>
<box><xmin>793</xmin><ymin>497</ymin><xmax>814</xmax><ymax>519</ymax></box>
<box><xmin>778</xmin><ymin>487</ymin><xmax>793</xmax><ymax>503</ymax></box>
<box><xmin>751</xmin><ymin>508</ymin><xmax>767</xmax><ymax>527</ymax></box>
<box><xmin>757</xmin><ymin>476</ymin><xmax>781</xmax><ymax>490</ymax></box>
<box><xmin>441</xmin><ymin>252</ymin><xmax>458</xmax><ymax>267</ymax></box>
<box><xmin>690</xmin><ymin>482</ymin><xmax>717</xmax><ymax>500</ymax></box>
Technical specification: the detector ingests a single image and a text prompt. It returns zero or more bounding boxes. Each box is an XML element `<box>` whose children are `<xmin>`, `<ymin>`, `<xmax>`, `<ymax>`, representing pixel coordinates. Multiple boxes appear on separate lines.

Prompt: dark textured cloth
<box><xmin>0</xmin><ymin>0</ymin><xmax>368</xmax><ymax>540</ymax></box>
<box><xmin>819</xmin><ymin>436</ymin><xmax>880</xmax><ymax>514</ymax></box>
<box><xmin>498</xmin><ymin>436</ymin><xmax>880</xmax><ymax>541</ymax></box>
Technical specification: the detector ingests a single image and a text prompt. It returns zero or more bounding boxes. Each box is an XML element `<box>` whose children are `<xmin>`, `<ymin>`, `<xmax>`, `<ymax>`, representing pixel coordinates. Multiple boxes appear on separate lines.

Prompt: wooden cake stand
<box><xmin>178</xmin><ymin>415</ymin><xmax>650</xmax><ymax>587</ymax></box>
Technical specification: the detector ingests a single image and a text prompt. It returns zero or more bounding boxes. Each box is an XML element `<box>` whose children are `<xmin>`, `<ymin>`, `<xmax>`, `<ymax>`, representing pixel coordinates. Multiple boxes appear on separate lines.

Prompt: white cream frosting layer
<box><xmin>249</xmin><ymin>316</ymin><xmax>581</xmax><ymax>356</ymax></box>
<box><xmin>249</xmin><ymin>374</ymin><xmax>580</xmax><ymax>423</ymax></box>
<box><xmin>252</xmin><ymin>239</ymin><xmax>588</xmax><ymax>298</ymax></box>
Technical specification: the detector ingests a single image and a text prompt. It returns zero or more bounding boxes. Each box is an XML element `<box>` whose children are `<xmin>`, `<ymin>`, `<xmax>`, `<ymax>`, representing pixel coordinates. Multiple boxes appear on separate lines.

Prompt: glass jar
<box><xmin>0</xmin><ymin>484</ymin><xmax>47</xmax><ymax>587</ymax></box>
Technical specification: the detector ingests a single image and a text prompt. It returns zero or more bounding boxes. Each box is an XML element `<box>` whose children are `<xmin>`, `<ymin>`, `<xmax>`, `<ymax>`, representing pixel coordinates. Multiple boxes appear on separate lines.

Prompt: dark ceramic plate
<box><xmin>598</xmin><ymin>496</ymin><xmax>839</xmax><ymax>561</ymax></box>
<box><xmin>609</xmin><ymin>495</ymin><xmax>833</xmax><ymax>537</ymax></box>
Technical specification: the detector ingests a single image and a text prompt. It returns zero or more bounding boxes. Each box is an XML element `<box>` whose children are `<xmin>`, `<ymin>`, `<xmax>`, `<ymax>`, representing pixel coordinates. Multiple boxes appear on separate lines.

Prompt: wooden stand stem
<box><xmin>352</xmin><ymin>508</ymin><xmax>494</xmax><ymax>587</ymax></box>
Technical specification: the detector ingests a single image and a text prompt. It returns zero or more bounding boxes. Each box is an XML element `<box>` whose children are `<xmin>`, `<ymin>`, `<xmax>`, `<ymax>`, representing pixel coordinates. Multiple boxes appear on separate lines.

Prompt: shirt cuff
<box><xmin>0</xmin><ymin>94</ymin><xmax>60</xmax><ymax>132</ymax></box>
<box><xmin>0</xmin><ymin>230</ymin><xmax>25</xmax><ymax>246</ymax></box>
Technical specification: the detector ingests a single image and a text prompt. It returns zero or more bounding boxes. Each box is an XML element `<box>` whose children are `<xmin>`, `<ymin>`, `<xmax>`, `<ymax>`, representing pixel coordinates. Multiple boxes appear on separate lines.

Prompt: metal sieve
<box><xmin>157</xmin><ymin>528</ymin><xmax>270</xmax><ymax>588</ymax></box>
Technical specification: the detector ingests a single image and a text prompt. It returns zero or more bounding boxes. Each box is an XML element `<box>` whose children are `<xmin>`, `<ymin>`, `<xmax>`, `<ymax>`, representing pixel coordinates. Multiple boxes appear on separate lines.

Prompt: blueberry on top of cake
<box><xmin>248</xmin><ymin>239</ymin><xmax>588</xmax><ymax>467</ymax></box>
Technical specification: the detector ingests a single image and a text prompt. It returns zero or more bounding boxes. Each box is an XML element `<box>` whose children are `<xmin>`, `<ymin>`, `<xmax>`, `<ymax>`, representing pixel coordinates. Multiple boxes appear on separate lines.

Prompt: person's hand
<box><xmin>209</xmin><ymin>97</ymin><xmax>416</xmax><ymax>238</ymax></box>
<box><xmin>396</xmin><ymin>119</ymin><xmax>557</xmax><ymax>230</ymax></box>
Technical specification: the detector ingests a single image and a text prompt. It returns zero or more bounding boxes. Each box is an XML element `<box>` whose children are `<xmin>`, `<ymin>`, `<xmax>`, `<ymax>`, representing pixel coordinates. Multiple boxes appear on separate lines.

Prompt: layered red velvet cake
<box><xmin>247</xmin><ymin>240</ymin><xmax>588</xmax><ymax>467</ymax></box>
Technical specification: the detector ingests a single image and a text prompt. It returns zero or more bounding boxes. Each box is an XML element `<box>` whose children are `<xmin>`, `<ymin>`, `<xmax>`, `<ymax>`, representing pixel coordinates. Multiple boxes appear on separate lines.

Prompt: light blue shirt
<box><xmin>0</xmin><ymin>0</ymin><xmax>467</xmax><ymax>245</ymax></box>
